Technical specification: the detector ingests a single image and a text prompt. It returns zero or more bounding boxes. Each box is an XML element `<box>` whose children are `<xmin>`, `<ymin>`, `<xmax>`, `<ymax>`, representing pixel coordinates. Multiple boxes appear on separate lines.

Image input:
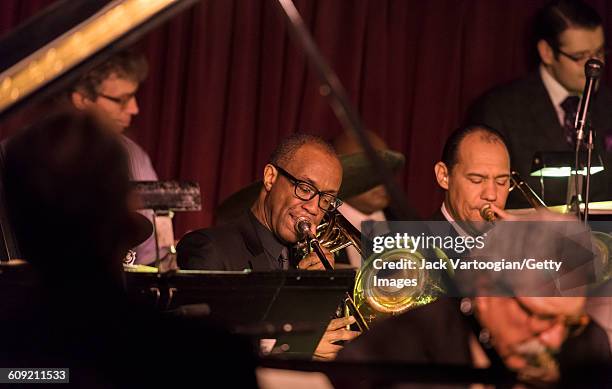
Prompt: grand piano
<box><xmin>0</xmin><ymin>0</ymin><xmax>356</xmax><ymax>363</ymax></box>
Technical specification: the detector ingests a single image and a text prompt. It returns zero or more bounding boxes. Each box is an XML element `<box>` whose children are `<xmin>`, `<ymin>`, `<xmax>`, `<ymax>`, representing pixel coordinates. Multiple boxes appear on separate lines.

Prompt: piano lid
<box><xmin>0</xmin><ymin>0</ymin><xmax>198</xmax><ymax>262</ymax></box>
<box><xmin>0</xmin><ymin>0</ymin><xmax>198</xmax><ymax>121</ymax></box>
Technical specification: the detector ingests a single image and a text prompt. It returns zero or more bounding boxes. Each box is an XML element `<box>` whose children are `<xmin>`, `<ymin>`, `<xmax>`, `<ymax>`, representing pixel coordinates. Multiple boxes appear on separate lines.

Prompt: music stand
<box><xmin>125</xmin><ymin>269</ymin><xmax>356</xmax><ymax>358</ymax></box>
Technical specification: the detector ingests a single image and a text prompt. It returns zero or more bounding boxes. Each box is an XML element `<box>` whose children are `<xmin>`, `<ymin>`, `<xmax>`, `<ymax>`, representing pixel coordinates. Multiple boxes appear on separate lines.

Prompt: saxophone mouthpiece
<box><xmin>480</xmin><ymin>204</ymin><xmax>496</xmax><ymax>222</ymax></box>
<box><xmin>295</xmin><ymin>217</ymin><xmax>313</xmax><ymax>239</ymax></box>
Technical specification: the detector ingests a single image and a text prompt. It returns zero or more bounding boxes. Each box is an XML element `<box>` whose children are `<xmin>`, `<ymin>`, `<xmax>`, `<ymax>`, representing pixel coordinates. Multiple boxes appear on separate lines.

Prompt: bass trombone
<box><xmin>296</xmin><ymin>210</ymin><xmax>447</xmax><ymax>331</ymax></box>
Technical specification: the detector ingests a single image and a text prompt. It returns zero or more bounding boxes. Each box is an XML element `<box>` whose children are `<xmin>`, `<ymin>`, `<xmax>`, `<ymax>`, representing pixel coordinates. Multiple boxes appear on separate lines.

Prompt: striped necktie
<box><xmin>561</xmin><ymin>95</ymin><xmax>580</xmax><ymax>147</ymax></box>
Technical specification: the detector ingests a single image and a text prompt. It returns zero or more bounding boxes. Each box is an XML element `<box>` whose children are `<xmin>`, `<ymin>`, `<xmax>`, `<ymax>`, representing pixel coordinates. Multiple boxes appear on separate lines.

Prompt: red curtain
<box><xmin>1</xmin><ymin>0</ymin><xmax>612</xmax><ymax>237</ymax></box>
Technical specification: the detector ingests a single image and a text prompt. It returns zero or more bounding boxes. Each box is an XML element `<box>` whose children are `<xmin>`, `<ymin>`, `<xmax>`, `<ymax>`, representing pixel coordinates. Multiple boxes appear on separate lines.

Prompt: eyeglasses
<box><xmin>97</xmin><ymin>93</ymin><xmax>137</xmax><ymax>108</ymax></box>
<box><xmin>555</xmin><ymin>47</ymin><xmax>609</xmax><ymax>63</ymax></box>
<box><xmin>272</xmin><ymin>164</ymin><xmax>342</xmax><ymax>212</ymax></box>
<box><xmin>513</xmin><ymin>298</ymin><xmax>589</xmax><ymax>336</ymax></box>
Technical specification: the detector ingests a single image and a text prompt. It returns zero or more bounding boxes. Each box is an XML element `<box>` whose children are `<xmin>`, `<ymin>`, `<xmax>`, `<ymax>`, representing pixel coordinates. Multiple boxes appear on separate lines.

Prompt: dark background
<box><xmin>1</xmin><ymin>0</ymin><xmax>611</xmax><ymax>237</ymax></box>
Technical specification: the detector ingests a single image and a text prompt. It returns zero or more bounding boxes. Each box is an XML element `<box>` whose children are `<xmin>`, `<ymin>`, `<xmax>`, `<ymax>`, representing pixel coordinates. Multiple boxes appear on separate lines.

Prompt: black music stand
<box><xmin>125</xmin><ymin>269</ymin><xmax>355</xmax><ymax>359</ymax></box>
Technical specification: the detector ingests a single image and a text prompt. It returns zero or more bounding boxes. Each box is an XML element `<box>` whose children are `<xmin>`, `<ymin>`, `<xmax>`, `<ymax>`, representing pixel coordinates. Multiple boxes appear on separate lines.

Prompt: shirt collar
<box><xmin>249</xmin><ymin>211</ymin><xmax>287</xmax><ymax>263</ymax></box>
<box><xmin>540</xmin><ymin>64</ymin><xmax>574</xmax><ymax>118</ymax></box>
<box><xmin>441</xmin><ymin>203</ymin><xmax>471</xmax><ymax>237</ymax></box>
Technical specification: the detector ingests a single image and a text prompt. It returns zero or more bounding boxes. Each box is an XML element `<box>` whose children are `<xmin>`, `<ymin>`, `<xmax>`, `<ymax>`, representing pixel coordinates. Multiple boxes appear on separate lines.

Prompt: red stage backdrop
<box><xmin>1</xmin><ymin>0</ymin><xmax>611</xmax><ymax>237</ymax></box>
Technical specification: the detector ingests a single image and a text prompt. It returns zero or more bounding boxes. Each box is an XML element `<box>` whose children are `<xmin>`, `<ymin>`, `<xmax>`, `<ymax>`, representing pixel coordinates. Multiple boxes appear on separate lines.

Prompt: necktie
<box><xmin>560</xmin><ymin>95</ymin><xmax>580</xmax><ymax>147</ymax></box>
<box><xmin>278</xmin><ymin>247</ymin><xmax>289</xmax><ymax>270</ymax></box>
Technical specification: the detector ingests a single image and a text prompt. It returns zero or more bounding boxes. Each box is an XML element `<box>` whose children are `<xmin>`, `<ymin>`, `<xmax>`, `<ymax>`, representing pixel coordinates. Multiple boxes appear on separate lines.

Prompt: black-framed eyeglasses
<box><xmin>97</xmin><ymin>93</ymin><xmax>137</xmax><ymax>108</ymax></box>
<box><xmin>272</xmin><ymin>164</ymin><xmax>342</xmax><ymax>212</ymax></box>
<box><xmin>555</xmin><ymin>47</ymin><xmax>609</xmax><ymax>63</ymax></box>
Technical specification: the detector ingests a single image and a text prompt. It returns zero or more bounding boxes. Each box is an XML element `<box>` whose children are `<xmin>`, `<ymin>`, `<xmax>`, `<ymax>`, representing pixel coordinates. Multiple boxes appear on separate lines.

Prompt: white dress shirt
<box><xmin>539</xmin><ymin>64</ymin><xmax>574</xmax><ymax>127</ymax></box>
<box><xmin>120</xmin><ymin>135</ymin><xmax>159</xmax><ymax>264</ymax></box>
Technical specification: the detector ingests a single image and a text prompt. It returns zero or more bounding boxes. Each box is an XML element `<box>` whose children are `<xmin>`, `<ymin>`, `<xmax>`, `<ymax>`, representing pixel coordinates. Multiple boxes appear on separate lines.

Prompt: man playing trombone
<box><xmin>177</xmin><ymin>133</ymin><xmax>360</xmax><ymax>360</ymax></box>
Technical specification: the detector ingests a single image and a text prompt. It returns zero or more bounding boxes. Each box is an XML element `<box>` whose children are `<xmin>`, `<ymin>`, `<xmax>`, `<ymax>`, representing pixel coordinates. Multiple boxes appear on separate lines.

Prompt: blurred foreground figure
<box><xmin>0</xmin><ymin>111</ymin><xmax>256</xmax><ymax>387</ymax></box>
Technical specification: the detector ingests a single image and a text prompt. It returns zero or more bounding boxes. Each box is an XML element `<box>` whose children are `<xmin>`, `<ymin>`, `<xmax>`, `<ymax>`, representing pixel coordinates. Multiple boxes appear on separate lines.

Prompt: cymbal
<box><xmin>127</xmin><ymin>211</ymin><xmax>154</xmax><ymax>247</ymax></box>
<box><xmin>215</xmin><ymin>181</ymin><xmax>262</xmax><ymax>224</ymax></box>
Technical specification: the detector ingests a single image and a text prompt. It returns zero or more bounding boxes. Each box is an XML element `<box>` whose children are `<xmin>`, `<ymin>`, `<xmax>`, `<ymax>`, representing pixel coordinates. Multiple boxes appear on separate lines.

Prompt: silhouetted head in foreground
<box><xmin>2</xmin><ymin>110</ymin><xmax>142</xmax><ymax>286</ymax></box>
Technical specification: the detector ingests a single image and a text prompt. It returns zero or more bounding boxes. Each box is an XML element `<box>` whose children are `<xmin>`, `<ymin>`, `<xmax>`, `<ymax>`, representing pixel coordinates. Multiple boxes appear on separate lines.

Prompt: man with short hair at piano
<box><xmin>70</xmin><ymin>50</ymin><xmax>159</xmax><ymax>265</ymax></box>
<box><xmin>177</xmin><ymin>133</ymin><xmax>361</xmax><ymax>360</ymax></box>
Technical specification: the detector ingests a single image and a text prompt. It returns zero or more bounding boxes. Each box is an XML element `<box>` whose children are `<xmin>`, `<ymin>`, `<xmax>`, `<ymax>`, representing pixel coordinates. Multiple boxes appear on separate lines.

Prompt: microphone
<box><xmin>575</xmin><ymin>58</ymin><xmax>604</xmax><ymax>148</ymax></box>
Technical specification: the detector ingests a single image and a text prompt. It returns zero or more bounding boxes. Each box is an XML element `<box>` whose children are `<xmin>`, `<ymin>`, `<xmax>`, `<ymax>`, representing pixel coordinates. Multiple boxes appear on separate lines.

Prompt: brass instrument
<box><xmin>509</xmin><ymin>171</ymin><xmax>547</xmax><ymax>209</ymax></box>
<box><xmin>305</xmin><ymin>172</ymin><xmax>611</xmax><ymax>332</ymax></box>
<box><xmin>353</xmin><ymin>246</ymin><xmax>447</xmax><ymax>327</ymax></box>
<box><xmin>480</xmin><ymin>204</ymin><xmax>496</xmax><ymax>222</ymax></box>
<box><xmin>482</xmin><ymin>171</ymin><xmax>609</xmax><ymax>383</ymax></box>
<box><xmin>299</xmin><ymin>210</ymin><xmax>446</xmax><ymax>331</ymax></box>
<box><xmin>507</xmin><ymin>171</ymin><xmax>612</xmax><ymax>284</ymax></box>
<box><xmin>295</xmin><ymin>211</ymin><xmax>362</xmax><ymax>259</ymax></box>
<box><xmin>315</xmin><ymin>211</ymin><xmax>362</xmax><ymax>256</ymax></box>
<box><xmin>479</xmin><ymin>171</ymin><xmax>547</xmax><ymax>223</ymax></box>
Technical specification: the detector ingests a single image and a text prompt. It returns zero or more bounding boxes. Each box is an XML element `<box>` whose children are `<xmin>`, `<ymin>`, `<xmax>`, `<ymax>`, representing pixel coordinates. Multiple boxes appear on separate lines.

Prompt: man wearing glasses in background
<box><xmin>70</xmin><ymin>50</ymin><xmax>159</xmax><ymax>265</ymax></box>
<box><xmin>467</xmin><ymin>0</ymin><xmax>612</xmax><ymax>209</ymax></box>
<box><xmin>177</xmin><ymin>134</ymin><xmax>360</xmax><ymax>359</ymax></box>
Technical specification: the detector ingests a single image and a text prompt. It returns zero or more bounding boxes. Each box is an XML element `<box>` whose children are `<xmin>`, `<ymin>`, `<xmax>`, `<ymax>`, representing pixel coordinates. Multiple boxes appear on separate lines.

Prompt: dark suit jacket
<box><xmin>467</xmin><ymin>71</ymin><xmax>612</xmax><ymax>208</ymax></box>
<box><xmin>339</xmin><ymin>297</ymin><xmax>612</xmax><ymax>371</ymax></box>
<box><xmin>177</xmin><ymin>211</ymin><xmax>282</xmax><ymax>271</ymax></box>
<box><xmin>339</xmin><ymin>298</ymin><xmax>474</xmax><ymax>365</ymax></box>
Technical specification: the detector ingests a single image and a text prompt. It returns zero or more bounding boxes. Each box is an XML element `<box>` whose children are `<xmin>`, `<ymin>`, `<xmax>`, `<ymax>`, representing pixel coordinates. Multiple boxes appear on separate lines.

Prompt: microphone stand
<box><xmin>573</xmin><ymin>58</ymin><xmax>603</xmax><ymax>224</ymax></box>
<box><xmin>584</xmin><ymin>129</ymin><xmax>594</xmax><ymax>223</ymax></box>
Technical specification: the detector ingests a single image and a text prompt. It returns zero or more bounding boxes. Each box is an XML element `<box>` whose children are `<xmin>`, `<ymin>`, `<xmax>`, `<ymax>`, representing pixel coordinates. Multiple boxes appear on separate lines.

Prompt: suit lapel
<box><xmin>589</xmin><ymin>90</ymin><xmax>612</xmax><ymax>150</ymax></box>
<box><xmin>237</xmin><ymin>212</ymin><xmax>275</xmax><ymax>270</ymax></box>
<box><xmin>526</xmin><ymin>73</ymin><xmax>566</xmax><ymax>149</ymax></box>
